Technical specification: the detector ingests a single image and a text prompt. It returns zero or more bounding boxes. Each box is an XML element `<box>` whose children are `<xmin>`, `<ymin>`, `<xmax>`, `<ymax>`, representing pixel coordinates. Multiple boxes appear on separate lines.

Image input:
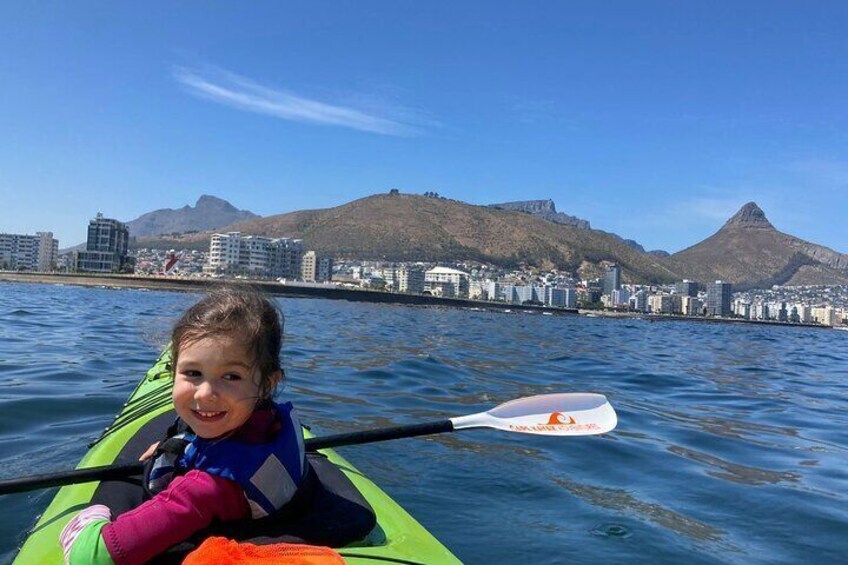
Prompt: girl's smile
<box><xmin>172</xmin><ymin>335</ymin><xmax>269</xmax><ymax>439</ymax></box>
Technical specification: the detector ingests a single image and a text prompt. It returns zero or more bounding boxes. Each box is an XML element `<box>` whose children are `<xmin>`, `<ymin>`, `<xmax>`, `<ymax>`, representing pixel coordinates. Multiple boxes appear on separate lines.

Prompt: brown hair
<box><xmin>171</xmin><ymin>285</ymin><xmax>284</xmax><ymax>400</ymax></box>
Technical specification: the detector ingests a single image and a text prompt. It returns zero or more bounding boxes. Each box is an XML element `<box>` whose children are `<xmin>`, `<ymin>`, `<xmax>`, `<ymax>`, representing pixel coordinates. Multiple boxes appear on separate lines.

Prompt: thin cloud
<box><xmin>173</xmin><ymin>66</ymin><xmax>423</xmax><ymax>136</ymax></box>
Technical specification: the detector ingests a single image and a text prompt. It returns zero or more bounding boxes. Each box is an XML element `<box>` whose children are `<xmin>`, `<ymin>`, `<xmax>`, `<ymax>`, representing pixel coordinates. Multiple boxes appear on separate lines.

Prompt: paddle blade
<box><xmin>451</xmin><ymin>393</ymin><xmax>617</xmax><ymax>436</ymax></box>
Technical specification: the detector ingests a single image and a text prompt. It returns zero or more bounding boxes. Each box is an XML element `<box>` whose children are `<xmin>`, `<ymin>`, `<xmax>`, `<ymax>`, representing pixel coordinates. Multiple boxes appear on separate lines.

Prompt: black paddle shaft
<box><xmin>305</xmin><ymin>419</ymin><xmax>455</xmax><ymax>451</ymax></box>
<box><xmin>0</xmin><ymin>419</ymin><xmax>456</xmax><ymax>495</ymax></box>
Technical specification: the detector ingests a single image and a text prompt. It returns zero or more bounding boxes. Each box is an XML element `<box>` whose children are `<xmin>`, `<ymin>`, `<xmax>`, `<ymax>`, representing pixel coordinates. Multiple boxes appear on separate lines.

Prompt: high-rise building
<box><xmin>0</xmin><ymin>232</ymin><xmax>59</xmax><ymax>271</ymax></box>
<box><xmin>705</xmin><ymin>280</ymin><xmax>733</xmax><ymax>317</ymax></box>
<box><xmin>675</xmin><ymin>280</ymin><xmax>698</xmax><ymax>297</ymax></box>
<box><xmin>74</xmin><ymin>214</ymin><xmax>131</xmax><ymax>273</ymax></box>
<box><xmin>603</xmin><ymin>264</ymin><xmax>621</xmax><ymax>295</ymax></box>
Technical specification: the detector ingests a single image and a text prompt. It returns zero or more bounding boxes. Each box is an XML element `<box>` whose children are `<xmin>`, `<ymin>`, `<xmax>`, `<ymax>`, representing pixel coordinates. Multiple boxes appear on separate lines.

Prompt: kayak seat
<box><xmin>90</xmin><ymin>410</ymin><xmax>377</xmax><ymax>563</ymax></box>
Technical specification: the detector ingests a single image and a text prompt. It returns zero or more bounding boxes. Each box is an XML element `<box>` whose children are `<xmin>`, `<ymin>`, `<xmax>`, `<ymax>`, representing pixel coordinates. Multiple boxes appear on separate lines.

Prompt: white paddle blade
<box><xmin>451</xmin><ymin>393</ymin><xmax>617</xmax><ymax>436</ymax></box>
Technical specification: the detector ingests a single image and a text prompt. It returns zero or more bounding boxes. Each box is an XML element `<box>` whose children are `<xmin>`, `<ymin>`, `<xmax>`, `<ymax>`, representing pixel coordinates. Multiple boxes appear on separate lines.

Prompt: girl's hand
<box><xmin>139</xmin><ymin>441</ymin><xmax>160</xmax><ymax>462</ymax></box>
<box><xmin>59</xmin><ymin>505</ymin><xmax>111</xmax><ymax>564</ymax></box>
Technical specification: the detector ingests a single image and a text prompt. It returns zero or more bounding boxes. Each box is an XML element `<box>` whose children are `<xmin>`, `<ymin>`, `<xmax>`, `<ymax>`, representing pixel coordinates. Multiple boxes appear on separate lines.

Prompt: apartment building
<box><xmin>300</xmin><ymin>251</ymin><xmax>333</xmax><ymax>283</ymax></box>
<box><xmin>0</xmin><ymin>232</ymin><xmax>59</xmax><ymax>271</ymax></box>
<box><xmin>425</xmin><ymin>267</ymin><xmax>470</xmax><ymax>298</ymax></box>
<box><xmin>207</xmin><ymin>232</ymin><xmax>303</xmax><ymax>278</ymax></box>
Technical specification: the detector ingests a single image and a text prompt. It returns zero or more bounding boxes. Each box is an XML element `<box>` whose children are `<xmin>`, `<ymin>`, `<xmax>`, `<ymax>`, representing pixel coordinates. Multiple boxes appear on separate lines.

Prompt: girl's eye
<box><xmin>181</xmin><ymin>370</ymin><xmax>202</xmax><ymax>379</ymax></box>
<box><xmin>222</xmin><ymin>373</ymin><xmax>243</xmax><ymax>382</ymax></box>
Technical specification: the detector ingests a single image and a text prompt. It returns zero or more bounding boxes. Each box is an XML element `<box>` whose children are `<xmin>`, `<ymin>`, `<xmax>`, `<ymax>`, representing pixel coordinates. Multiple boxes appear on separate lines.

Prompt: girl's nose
<box><xmin>194</xmin><ymin>380</ymin><xmax>218</xmax><ymax>400</ymax></box>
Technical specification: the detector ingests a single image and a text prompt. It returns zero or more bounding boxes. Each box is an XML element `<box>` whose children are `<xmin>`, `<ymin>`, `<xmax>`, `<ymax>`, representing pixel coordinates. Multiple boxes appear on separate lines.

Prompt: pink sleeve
<box><xmin>100</xmin><ymin>470</ymin><xmax>249</xmax><ymax>565</ymax></box>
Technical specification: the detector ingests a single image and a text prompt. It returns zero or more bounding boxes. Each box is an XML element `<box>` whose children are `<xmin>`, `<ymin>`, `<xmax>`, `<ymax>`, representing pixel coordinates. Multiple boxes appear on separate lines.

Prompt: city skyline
<box><xmin>2</xmin><ymin>3</ymin><xmax>847</xmax><ymax>253</ymax></box>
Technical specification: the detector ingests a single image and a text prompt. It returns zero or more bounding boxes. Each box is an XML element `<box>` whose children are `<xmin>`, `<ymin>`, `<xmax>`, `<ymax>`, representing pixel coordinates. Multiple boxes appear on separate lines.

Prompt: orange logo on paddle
<box><xmin>508</xmin><ymin>410</ymin><xmax>600</xmax><ymax>433</ymax></box>
<box><xmin>547</xmin><ymin>412</ymin><xmax>576</xmax><ymax>425</ymax></box>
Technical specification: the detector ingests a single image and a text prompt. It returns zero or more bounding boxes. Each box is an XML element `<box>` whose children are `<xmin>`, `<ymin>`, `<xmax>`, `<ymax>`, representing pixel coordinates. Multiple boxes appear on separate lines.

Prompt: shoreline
<box><xmin>0</xmin><ymin>272</ymin><xmax>579</xmax><ymax>315</ymax></box>
<box><xmin>1</xmin><ymin>272</ymin><xmax>839</xmax><ymax>330</ymax></box>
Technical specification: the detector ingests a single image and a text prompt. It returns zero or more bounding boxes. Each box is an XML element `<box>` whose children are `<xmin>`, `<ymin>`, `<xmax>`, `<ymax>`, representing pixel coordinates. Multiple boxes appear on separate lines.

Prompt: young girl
<box><xmin>60</xmin><ymin>286</ymin><xmax>307</xmax><ymax>565</ymax></box>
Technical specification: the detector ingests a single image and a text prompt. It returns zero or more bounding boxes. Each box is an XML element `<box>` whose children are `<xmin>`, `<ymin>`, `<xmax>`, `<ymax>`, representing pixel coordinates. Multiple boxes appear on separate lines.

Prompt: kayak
<box><xmin>13</xmin><ymin>350</ymin><xmax>461</xmax><ymax>565</ymax></box>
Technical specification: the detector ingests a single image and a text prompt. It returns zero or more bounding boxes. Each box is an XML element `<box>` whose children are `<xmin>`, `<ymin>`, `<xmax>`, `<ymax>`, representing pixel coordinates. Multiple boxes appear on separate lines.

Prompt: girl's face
<box><xmin>173</xmin><ymin>335</ymin><xmax>274</xmax><ymax>439</ymax></box>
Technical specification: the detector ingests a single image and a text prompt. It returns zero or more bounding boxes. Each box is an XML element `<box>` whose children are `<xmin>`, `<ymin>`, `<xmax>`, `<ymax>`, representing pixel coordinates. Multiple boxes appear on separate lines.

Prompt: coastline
<box><xmin>1</xmin><ymin>272</ymin><xmax>839</xmax><ymax>330</ymax></box>
<box><xmin>0</xmin><ymin>272</ymin><xmax>579</xmax><ymax>315</ymax></box>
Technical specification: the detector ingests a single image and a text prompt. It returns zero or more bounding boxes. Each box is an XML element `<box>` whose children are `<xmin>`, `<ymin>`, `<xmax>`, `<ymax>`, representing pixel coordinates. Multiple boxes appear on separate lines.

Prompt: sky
<box><xmin>1</xmin><ymin>1</ymin><xmax>846</xmax><ymax>254</ymax></box>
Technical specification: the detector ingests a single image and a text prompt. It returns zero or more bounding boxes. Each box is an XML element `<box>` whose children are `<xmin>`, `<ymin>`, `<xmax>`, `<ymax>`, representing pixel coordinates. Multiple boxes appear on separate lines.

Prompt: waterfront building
<box><xmin>675</xmin><ymin>280</ymin><xmax>699</xmax><ymax>297</ymax></box>
<box><xmin>630</xmin><ymin>290</ymin><xmax>649</xmax><ymax>312</ymax></box>
<box><xmin>681</xmin><ymin>295</ymin><xmax>702</xmax><ymax>316</ymax></box>
<box><xmin>811</xmin><ymin>306</ymin><xmax>836</xmax><ymax>326</ymax></box>
<box><xmin>0</xmin><ymin>232</ymin><xmax>59</xmax><ymax>271</ymax></box>
<box><xmin>648</xmin><ymin>294</ymin><xmax>673</xmax><ymax>314</ymax></box>
<box><xmin>74</xmin><ymin>214</ymin><xmax>131</xmax><ymax>273</ymax></box>
<box><xmin>611</xmin><ymin>288</ymin><xmax>630</xmax><ymax>307</ymax></box>
<box><xmin>425</xmin><ymin>267</ymin><xmax>470</xmax><ymax>299</ymax></box>
<box><xmin>778</xmin><ymin>302</ymin><xmax>788</xmax><ymax>322</ymax></box>
<box><xmin>513</xmin><ymin>285</ymin><xmax>535</xmax><ymax>304</ymax></box>
<box><xmin>486</xmin><ymin>281</ymin><xmax>506</xmax><ymax>302</ymax></box>
<box><xmin>301</xmin><ymin>251</ymin><xmax>334</xmax><ymax>283</ymax></box>
<box><xmin>384</xmin><ymin>265</ymin><xmax>425</xmax><ymax>294</ymax></box>
<box><xmin>544</xmin><ymin>286</ymin><xmax>576</xmax><ymax>308</ymax></box>
<box><xmin>301</xmin><ymin>251</ymin><xmax>317</xmax><ymax>282</ymax></box>
<box><xmin>754</xmin><ymin>302</ymin><xmax>770</xmax><ymax>321</ymax></box>
<box><xmin>603</xmin><ymin>264</ymin><xmax>621</xmax><ymax>296</ymax></box>
<box><xmin>426</xmin><ymin>279</ymin><xmax>455</xmax><ymax>298</ymax></box>
<box><xmin>705</xmin><ymin>280</ymin><xmax>733</xmax><ymax>317</ymax></box>
<box><xmin>207</xmin><ymin>232</ymin><xmax>303</xmax><ymax>278</ymax></box>
<box><xmin>469</xmin><ymin>281</ymin><xmax>485</xmax><ymax>300</ymax></box>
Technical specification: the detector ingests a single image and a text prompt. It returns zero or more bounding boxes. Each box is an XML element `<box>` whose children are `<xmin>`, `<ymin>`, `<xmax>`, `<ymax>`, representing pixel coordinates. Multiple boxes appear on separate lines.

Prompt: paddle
<box><xmin>0</xmin><ymin>393</ymin><xmax>616</xmax><ymax>495</ymax></box>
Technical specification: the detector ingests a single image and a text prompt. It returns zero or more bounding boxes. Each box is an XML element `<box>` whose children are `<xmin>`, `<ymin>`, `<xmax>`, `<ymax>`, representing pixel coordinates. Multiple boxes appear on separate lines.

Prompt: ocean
<box><xmin>1</xmin><ymin>282</ymin><xmax>846</xmax><ymax>564</ymax></box>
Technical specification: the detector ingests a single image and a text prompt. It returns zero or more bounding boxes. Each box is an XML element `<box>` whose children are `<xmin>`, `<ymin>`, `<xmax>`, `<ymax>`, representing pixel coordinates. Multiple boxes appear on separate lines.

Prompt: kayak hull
<box><xmin>13</xmin><ymin>351</ymin><xmax>461</xmax><ymax>565</ymax></box>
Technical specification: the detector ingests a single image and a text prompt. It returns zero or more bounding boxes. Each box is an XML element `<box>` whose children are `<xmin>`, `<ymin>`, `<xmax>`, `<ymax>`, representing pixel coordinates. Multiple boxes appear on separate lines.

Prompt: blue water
<box><xmin>1</xmin><ymin>282</ymin><xmax>847</xmax><ymax>564</ymax></box>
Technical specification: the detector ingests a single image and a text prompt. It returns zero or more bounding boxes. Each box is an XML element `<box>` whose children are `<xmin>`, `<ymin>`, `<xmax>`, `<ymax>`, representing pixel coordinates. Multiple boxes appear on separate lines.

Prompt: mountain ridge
<box><xmin>126</xmin><ymin>195</ymin><xmax>259</xmax><ymax>238</ymax></box>
<box><xmin>134</xmin><ymin>194</ymin><xmax>848</xmax><ymax>288</ymax></box>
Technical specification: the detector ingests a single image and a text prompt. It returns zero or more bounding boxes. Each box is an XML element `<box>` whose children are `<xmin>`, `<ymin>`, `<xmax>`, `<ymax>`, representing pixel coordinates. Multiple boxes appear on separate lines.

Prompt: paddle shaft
<box><xmin>0</xmin><ymin>419</ymin><xmax>456</xmax><ymax>495</ymax></box>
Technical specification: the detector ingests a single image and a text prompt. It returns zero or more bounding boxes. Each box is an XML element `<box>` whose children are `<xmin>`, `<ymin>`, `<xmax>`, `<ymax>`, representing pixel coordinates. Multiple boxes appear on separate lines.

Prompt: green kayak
<box><xmin>13</xmin><ymin>350</ymin><xmax>461</xmax><ymax>564</ymax></box>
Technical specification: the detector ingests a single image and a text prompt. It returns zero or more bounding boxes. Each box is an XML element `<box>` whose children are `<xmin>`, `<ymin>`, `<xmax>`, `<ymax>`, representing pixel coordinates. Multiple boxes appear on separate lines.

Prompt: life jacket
<box><xmin>146</xmin><ymin>402</ymin><xmax>307</xmax><ymax>519</ymax></box>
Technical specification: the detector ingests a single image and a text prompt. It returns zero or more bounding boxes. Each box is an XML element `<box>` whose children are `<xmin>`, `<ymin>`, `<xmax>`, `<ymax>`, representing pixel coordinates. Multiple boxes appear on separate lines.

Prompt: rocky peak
<box><xmin>488</xmin><ymin>199</ymin><xmax>591</xmax><ymax>229</ymax></box>
<box><xmin>723</xmin><ymin>202</ymin><xmax>774</xmax><ymax>230</ymax></box>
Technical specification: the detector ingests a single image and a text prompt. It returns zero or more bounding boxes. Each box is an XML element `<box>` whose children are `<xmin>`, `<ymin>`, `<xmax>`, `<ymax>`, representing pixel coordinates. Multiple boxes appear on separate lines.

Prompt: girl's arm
<box><xmin>66</xmin><ymin>470</ymin><xmax>249</xmax><ymax>565</ymax></box>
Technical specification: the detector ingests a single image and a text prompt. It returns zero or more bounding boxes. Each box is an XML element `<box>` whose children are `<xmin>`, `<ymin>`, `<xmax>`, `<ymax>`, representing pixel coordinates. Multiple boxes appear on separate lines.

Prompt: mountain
<box><xmin>488</xmin><ymin>199</ymin><xmax>591</xmax><ymax>229</ymax></box>
<box><xmin>665</xmin><ymin>202</ymin><xmax>848</xmax><ymax>289</ymax></box>
<box><xmin>140</xmin><ymin>193</ymin><xmax>680</xmax><ymax>283</ymax></box>
<box><xmin>137</xmin><ymin>195</ymin><xmax>848</xmax><ymax>289</ymax></box>
<box><xmin>126</xmin><ymin>195</ymin><xmax>259</xmax><ymax>238</ymax></box>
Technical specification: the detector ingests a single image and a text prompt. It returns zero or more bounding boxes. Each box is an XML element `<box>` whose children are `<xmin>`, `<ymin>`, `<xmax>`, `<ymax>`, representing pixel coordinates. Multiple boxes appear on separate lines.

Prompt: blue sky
<box><xmin>1</xmin><ymin>2</ymin><xmax>846</xmax><ymax>254</ymax></box>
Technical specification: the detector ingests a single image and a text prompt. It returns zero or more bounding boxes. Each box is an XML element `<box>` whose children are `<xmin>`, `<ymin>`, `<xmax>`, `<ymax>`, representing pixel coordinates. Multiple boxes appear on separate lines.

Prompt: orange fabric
<box><xmin>183</xmin><ymin>537</ymin><xmax>346</xmax><ymax>565</ymax></box>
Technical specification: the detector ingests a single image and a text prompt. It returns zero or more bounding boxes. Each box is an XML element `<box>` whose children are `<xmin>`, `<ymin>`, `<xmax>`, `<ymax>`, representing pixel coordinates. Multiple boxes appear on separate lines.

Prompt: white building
<box><xmin>382</xmin><ymin>265</ymin><xmax>425</xmax><ymax>294</ymax></box>
<box><xmin>649</xmin><ymin>294</ymin><xmax>673</xmax><ymax>314</ymax></box>
<box><xmin>207</xmin><ymin>232</ymin><xmax>303</xmax><ymax>278</ymax></box>
<box><xmin>811</xmin><ymin>306</ymin><xmax>836</xmax><ymax>326</ymax></box>
<box><xmin>681</xmin><ymin>295</ymin><xmax>702</xmax><ymax>316</ymax></box>
<box><xmin>0</xmin><ymin>232</ymin><xmax>59</xmax><ymax>271</ymax></box>
<box><xmin>611</xmin><ymin>288</ymin><xmax>631</xmax><ymax>307</ymax></box>
<box><xmin>425</xmin><ymin>267</ymin><xmax>470</xmax><ymax>298</ymax></box>
<box><xmin>301</xmin><ymin>251</ymin><xmax>333</xmax><ymax>283</ymax></box>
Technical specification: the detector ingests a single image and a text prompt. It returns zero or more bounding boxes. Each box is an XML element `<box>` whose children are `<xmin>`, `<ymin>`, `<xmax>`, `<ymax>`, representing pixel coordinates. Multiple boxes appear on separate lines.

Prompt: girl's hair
<box><xmin>171</xmin><ymin>285</ymin><xmax>284</xmax><ymax>400</ymax></box>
